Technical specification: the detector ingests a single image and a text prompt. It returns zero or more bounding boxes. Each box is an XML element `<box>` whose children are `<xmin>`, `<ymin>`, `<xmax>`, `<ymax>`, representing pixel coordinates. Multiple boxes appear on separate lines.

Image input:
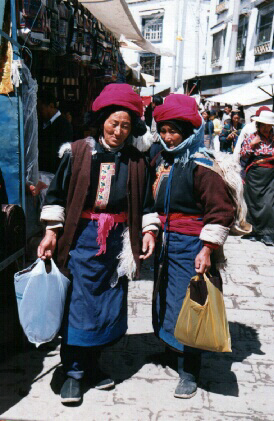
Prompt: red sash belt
<box><xmin>245</xmin><ymin>156</ymin><xmax>274</xmax><ymax>173</ymax></box>
<box><xmin>81</xmin><ymin>210</ymin><xmax>127</xmax><ymax>255</ymax></box>
<box><xmin>159</xmin><ymin>212</ymin><xmax>204</xmax><ymax>236</ymax></box>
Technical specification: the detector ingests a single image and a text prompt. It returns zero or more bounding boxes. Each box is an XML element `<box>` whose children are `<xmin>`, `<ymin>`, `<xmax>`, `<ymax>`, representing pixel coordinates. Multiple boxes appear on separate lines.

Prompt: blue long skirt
<box><xmin>62</xmin><ymin>219</ymin><xmax>128</xmax><ymax>347</ymax></box>
<box><xmin>153</xmin><ymin>232</ymin><xmax>203</xmax><ymax>352</ymax></box>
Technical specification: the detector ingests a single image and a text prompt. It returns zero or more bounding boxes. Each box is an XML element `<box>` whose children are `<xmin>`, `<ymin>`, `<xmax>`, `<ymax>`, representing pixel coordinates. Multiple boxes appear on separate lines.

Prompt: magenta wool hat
<box><xmin>154</xmin><ymin>94</ymin><xmax>202</xmax><ymax>128</ymax></box>
<box><xmin>92</xmin><ymin>83</ymin><xmax>143</xmax><ymax>117</ymax></box>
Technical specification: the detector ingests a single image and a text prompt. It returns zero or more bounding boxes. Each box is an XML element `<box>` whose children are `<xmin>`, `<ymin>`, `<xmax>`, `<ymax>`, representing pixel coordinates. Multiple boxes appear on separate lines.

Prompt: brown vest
<box><xmin>57</xmin><ymin>138</ymin><xmax>146</xmax><ymax>278</ymax></box>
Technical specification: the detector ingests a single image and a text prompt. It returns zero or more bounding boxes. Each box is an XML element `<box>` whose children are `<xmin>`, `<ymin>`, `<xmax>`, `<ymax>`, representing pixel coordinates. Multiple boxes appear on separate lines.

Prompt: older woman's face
<box><xmin>103</xmin><ymin>111</ymin><xmax>131</xmax><ymax>147</ymax></box>
<box><xmin>258</xmin><ymin>123</ymin><xmax>272</xmax><ymax>138</ymax></box>
<box><xmin>159</xmin><ymin>124</ymin><xmax>183</xmax><ymax>149</ymax></box>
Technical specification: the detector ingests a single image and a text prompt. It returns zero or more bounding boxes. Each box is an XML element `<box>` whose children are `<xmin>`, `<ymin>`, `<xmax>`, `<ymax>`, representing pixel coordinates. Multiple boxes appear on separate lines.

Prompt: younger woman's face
<box><xmin>159</xmin><ymin>124</ymin><xmax>183</xmax><ymax>149</ymax></box>
<box><xmin>103</xmin><ymin>111</ymin><xmax>131</xmax><ymax>147</ymax></box>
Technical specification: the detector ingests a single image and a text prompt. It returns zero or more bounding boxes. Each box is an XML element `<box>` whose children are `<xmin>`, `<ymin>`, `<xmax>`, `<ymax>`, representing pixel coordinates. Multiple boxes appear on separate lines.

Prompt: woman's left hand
<box><xmin>140</xmin><ymin>232</ymin><xmax>156</xmax><ymax>260</ymax></box>
<box><xmin>195</xmin><ymin>246</ymin><xmax>212</xmax><ymax>274</ymax></box>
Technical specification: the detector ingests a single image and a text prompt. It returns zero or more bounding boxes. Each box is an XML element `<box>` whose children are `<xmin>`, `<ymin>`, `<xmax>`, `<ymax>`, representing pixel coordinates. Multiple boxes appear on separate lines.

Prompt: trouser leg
<box><xmin>60</xmin><ymin>342</ymin><xmax>90</xmax><ymax>380</ymax></box>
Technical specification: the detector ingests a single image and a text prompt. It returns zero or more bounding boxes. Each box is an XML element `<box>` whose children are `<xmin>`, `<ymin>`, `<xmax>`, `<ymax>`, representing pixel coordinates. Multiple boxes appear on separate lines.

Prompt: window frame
<box><xmin>211</xmin><ymin>29</ymin><xmax>226</xmax><ymax>66</ymax></box>
<box><xmin>256</xmin><ymin>4</ymin><xmax>274</xmax><ymax>48</ymax></box>
<box><xmin>139</xmin><ymin>53</ymin><xmax>161</xmax><ymax>82</ymax></box>
<box><xmin>142</xmin><ymin>16</ymin><xmax>163</xmax><ymax>43</ymax></box>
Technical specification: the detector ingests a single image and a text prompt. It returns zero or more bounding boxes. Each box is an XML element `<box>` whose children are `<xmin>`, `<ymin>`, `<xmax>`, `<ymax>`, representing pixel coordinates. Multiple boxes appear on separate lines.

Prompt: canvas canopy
<box><xmin>80</xmin><ymin>0</ymin><xmax>174</xmax><ymax>57</ymax></box>
<box><xmin>208</xmin><ymin>74</ymin><xmax>274</xmax><ymax>106</ymax></box>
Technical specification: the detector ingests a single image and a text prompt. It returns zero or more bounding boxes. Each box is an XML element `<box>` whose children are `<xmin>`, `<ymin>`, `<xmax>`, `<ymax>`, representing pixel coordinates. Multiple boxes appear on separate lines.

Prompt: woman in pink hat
<box><xmin>151</xmin><ymin>94</ymin><xmax>235</xmax><ymax>399</ymax></box>
<box><xmin>240</xmin><ymin>110</ymin><xmax>274</xmax><ymax>246</ymax></box>
<box><xmin>37</xmin><ymin>84</ymin><xmax>160</xmax><ymax>403</ymax></box>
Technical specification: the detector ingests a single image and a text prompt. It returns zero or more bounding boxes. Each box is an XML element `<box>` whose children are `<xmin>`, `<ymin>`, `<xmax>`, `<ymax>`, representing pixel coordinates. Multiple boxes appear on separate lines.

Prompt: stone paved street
<box><xmin>0</xmin><ymin>236</ymin><xmax>273</xmax><ymax>420</ymax></box>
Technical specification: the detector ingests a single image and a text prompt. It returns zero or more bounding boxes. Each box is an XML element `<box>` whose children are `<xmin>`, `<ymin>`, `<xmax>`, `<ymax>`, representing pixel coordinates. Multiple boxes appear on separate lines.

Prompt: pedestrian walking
<box><xmin>240</xmin><ymin>110</ymin><xmax>274</xmax><ymax>246</ymax></box>
<box><xmin>37</xmin><ymin>84</ymin><xmax>159</xmax><ymax>404</ymax></box>
<box><xmin>151</xmin><ymin>94</ymin><xmax>235</xmax><ymax>399</ymax></box>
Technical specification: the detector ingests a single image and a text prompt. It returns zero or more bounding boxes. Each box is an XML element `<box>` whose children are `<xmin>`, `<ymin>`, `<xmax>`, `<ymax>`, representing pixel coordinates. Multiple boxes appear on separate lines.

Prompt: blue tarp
<box><xmin>0</xmin><ymin>95</ymin><xmax>20</xmax><ymax>204</ymax></box>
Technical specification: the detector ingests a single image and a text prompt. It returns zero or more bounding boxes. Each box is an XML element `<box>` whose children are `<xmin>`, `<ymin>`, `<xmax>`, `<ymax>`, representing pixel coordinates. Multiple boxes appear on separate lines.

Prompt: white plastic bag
<box><xmin>14</xmin><ymin>258</ymin><xmax>70</xmax><ymax>347</ymax></box>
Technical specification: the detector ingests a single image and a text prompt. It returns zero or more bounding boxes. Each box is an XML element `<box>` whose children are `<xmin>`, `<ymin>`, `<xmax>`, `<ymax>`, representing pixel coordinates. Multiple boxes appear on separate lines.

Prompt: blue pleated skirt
<box><xmin>154</xmin><ymin>232</ymin><xmax>203</xmax><ymax>352</ymax></box>
<box><xmin>62</xmin><ymin>219</ymin><xmax>128</xmax><ymax>347</ymax></box>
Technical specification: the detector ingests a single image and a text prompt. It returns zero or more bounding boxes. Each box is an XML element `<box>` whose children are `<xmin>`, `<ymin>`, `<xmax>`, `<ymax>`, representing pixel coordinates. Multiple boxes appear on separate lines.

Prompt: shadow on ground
<box><xmin>51</xmin><ymin>321</ymin><xmax>265</xmax><ymax>399</ymax></box>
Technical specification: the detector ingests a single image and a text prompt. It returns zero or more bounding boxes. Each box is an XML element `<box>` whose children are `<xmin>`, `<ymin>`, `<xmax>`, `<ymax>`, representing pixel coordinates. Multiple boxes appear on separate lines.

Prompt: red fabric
<box><xmin>81</xmin><ymin>211</ymin><xmax>127</xmax><ymax>256</ymax></box>
<box><xmin>204</xmin><ymin>242</ymin><xmax>219</xmax><ymax>250</ymax></box>
<box><xmin>153</xmin><ymin>94</ymin><xmax>202</xmax><ymax>128</ymax></box>
<box><xmin>240</xmin><ymin>132</ymin><xmax>274</xmax><ymax>158</ymax></box>
<box><xmin>255</xmin><ymin>106</ymin><xmax>271</xmax><ymax>116</ymax></box>
<box><xmin>159</xmin><ymin>214</ymin><xmax>204</xmax><ymax>236</ymax></box>
<box><xmin>245</xmin><ymin>156</ymin><xmax>274</xmax><ymax>174</ymax></box>
<box><xmin>142</xmin><ymin>96</ymin><xmax>152</xmax><ymax>107</ymax></box>
<box><xmin>92</xmin><ymin>84</ymin><xmax>143</xmax><ymax>117</ymax></box>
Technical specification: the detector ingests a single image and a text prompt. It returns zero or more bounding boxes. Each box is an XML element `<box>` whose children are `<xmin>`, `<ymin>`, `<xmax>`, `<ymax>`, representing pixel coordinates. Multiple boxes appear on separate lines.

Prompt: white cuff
<box><xmin>40</xmin><ymin>205</ymin><xmax>65</xmax><ymax>224</ymax></box>
<box><xmin>200</xmin><ymin>224</ymin><xmax>230</xmax><ymax>246</ymax></box>
<box><xmin>142</xmin><ymin>213</ymin><xmax>160</xmax><ymax>234</ymax></box>
<box><xmin>46</xmin><ymin>222</ymin><xmax>63</xmax><ymax>230</ymax></box>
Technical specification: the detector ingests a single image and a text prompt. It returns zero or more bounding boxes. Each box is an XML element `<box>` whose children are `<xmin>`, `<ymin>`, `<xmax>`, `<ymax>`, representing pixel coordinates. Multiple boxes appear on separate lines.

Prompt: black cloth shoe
<box><xmin>174</xmin><ymin>352</ymin><xmax>201</xmax><ymax>399</ymax></box>
<box><xmin>95</xmin><ymin>377</ymin><xmax>115</xmax><ymax>390</ymax></box>
<box><xmin>94</xmin><ymin>368</ymin><xmax>115</xmax><ymax>390</ymax></box>
<box><xmin>174</xmin><ymin>373</ymin><xmax>197</xmax><ymax>399</ymax></box>
<box><xmin>60</xmin><ymin>378</ymin><xmax>82</xmax><ymax>403</ymax></box>
<box><xmin>260</xmin><ymin>235</ymin><xmax>274</xmax><ymax>246</ymax></box>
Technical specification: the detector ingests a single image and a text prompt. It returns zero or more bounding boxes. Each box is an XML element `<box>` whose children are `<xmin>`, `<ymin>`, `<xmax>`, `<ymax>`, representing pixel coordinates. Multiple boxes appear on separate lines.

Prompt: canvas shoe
<box><xmin>60</xmin><ymin>378</ymin><xmax>82</xmax><ymax>403</ymax></box>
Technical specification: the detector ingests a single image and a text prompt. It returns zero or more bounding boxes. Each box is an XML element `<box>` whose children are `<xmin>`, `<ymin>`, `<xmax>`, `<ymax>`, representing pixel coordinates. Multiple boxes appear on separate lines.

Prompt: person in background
<box><xmin>209</xmin><ymin>110</ymin><xmax>222</xmax><ymax>136</ymax></box>
<box><xmin>233</xmin><ymin>106</ymin><xmax>271</xmax><ymax>162</ymax></box>
<box><xmin>37</xmin><ymin>91</ymin><xmax>73</xmax><ymax>174</ymax></box>
<box><xmin>145</xmin><ymin>95</ymin><xmax>164</xmax><ymax>130</ymax></box>
<box><xmin>151</xmin><ymin>94</ymin><xmax>235</xmax><ymax>400</ymax></box>
<box><xmin>221</xmin><ymin>104</ymin><xmax>232</xmax><ymax>124</ymax></box>
<box><xmin>240</xmin><ymin>110</ymin><xmax>274</xmax><ymax>246</ymax></box>
<box><xmin>201</xmin><ymin>110</ymin><xmax>214</xmax><ymax>148</ymax></box>
<box><xmin>219</xmin><ymin>111</ymin><xmax>244</xmax><ymax>153</ymax></box>
<box><xmin>37</xmin><ymin>84</ymin><xmax>159</xmax><ymax>404</ymax></box>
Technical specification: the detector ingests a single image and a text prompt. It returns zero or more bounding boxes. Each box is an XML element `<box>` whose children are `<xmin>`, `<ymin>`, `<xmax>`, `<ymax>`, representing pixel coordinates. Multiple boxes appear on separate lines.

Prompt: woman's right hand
<box><xmin>250</xmin><ymin>135</ymin><xmax>261</xmax><ymax>146</ymax></box>
<box><xmin>37</xmin><ymin>229</ymin><xmax>58</xmax><ymax>260</ymax></box>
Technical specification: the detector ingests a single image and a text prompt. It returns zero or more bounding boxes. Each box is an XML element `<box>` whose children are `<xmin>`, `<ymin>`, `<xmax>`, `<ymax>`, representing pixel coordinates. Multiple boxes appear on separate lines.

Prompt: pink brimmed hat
<box><xmin>92</xmin><ymin>83</ymin><xmax>143</xmax><ymax>117</ymax></box>
<box><xmin>153</xmin><ymin>94</ymin><xmax>202</xmax><ymax>128</ymax></box>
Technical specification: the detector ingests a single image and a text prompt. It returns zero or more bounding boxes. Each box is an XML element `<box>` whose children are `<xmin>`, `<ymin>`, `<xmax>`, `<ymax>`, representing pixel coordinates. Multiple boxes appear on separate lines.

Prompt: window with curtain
<box><xmin>211</xmin><ymin>30</ymin><xmax>225</xmax><ymax>64</ymax></box>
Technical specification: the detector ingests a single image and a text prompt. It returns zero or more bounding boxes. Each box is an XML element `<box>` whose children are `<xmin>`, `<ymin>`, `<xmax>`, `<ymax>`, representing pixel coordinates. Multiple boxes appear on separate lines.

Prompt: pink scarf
<box><xmin>81</xmin><ymin>210</ymin><xmax>127</xmax><ymax>255</ymax></box>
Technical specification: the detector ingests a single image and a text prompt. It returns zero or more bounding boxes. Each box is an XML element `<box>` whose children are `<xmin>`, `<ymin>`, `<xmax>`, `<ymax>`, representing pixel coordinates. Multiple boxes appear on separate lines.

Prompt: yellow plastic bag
<box><xmin>174</xmin><ymin>273</ymin><xmax>232</xmax><ymax>352</ymax></box>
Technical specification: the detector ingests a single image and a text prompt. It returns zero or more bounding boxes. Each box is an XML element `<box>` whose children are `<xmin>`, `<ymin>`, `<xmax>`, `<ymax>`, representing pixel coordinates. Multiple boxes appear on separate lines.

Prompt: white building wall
<box><xmin>205</xmin><ymin>0</ymin><xmax>274</xmax><ymax>75</ymax></box>
<box><xmin>123</xmin><ymin>0</ymin><xmax>211</xmax><ymax>90</ymax></box>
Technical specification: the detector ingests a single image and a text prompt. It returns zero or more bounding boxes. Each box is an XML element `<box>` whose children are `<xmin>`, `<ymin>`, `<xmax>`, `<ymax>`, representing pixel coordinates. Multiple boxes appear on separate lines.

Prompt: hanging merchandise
<box><xmin>19</xmin><ymin>0</ymin><xmax>50</xmax><ymax>51</ymax></box>
<box><xmin>21</xmin><ymin>63</ymin><xmax>39</xmax><ymax>186</ymax></box>
<box><xmin>0</xmin><ymin>41</ymin><xmax>13</xmax><ymax>94</ymax></box>
<box><xmin>0</xmin><ymin>3</ymin><xmax>13</xmax><ymax>94</ymax></box>
<box><xmin>57</xmin><ymin>1</ymin><xmax>69</xmax><ymax>55</ymax></box>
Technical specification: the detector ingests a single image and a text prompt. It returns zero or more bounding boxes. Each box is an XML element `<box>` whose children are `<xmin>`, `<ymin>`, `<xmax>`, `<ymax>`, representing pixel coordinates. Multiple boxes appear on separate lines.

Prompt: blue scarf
<box><xmin>159</xmin><ymin>121</ymin><xmax>208</xmax><ymax>165</ymax></box>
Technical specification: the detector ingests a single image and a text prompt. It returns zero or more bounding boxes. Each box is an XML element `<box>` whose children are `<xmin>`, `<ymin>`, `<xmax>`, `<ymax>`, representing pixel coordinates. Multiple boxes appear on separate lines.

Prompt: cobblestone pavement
<box><xmin>0</xmin><ymin>237</ymin><xmax>273</xmax><ymax>421</ymax></box>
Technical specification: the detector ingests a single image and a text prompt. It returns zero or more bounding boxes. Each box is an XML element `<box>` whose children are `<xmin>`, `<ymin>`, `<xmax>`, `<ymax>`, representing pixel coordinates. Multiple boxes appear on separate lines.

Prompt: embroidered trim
<box><xmin>94</xmin><ymin>163</ymin><xmax>115</xmax><ymax>210</ymax></box>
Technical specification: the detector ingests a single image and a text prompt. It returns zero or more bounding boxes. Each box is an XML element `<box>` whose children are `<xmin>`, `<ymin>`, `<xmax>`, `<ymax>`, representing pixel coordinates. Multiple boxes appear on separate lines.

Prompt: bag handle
<box><xmin>48</xmin><ymin>259</ymin><xmax>62</xmax><ymax>283</ymax></box>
